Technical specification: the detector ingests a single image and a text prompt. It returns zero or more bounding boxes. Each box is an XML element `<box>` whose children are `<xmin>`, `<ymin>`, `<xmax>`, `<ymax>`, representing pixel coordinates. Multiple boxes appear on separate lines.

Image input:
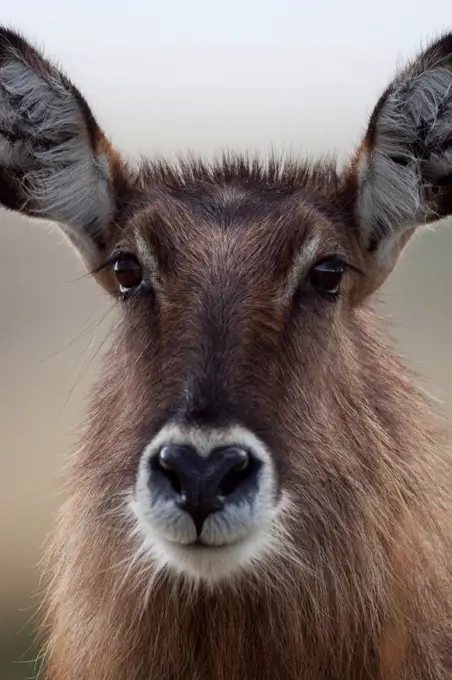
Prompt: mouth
<box><xmin>129</xmin><ymin>493</ymin><xmax>283</xmax><ymax>583</ymax></box>
<box><xmin>190</xmin><ymin>538</ymin><xmax>236</xmax><ymax>548</ymax></box>
<box><xmin>138</xmin><ymin>522</ymin><xmax>277</xmax><ymax>583</ymax></box>
<box><xmin>161</xmin><ymin>533</ymin><xmax>252</xmax><ymax>556</ymax></box>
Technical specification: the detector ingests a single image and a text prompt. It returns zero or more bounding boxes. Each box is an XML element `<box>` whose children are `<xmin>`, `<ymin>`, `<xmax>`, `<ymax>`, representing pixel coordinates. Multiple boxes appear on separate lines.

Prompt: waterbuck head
<box><xmin>1</xmin><ymin>27</ymin><xmax>452</xmax><ymax>591</ymax></box>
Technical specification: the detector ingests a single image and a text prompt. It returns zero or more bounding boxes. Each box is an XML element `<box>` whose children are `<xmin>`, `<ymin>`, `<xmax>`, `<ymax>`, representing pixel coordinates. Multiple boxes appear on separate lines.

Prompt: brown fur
<box><xmin>36</xmin><ymin>158</ymin><xmax>451</xmax><ymax>680</ymax></box>
<box><xmin>1</xmin><ymin>27</ymin><xmax>451</xmax><ymax>680</ymax></box>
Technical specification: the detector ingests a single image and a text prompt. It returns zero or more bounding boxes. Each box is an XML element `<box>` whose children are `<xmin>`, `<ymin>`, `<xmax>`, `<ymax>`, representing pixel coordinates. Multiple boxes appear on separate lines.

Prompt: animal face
<box><xmin>2</xmin><ymin>27</ymin><xmax>452</xmax><ymax>583</ymax></box>
<box><xmin>96</xmin><ymin>175</ymin><xmax>363</xmax><ymax>580</ymax></box>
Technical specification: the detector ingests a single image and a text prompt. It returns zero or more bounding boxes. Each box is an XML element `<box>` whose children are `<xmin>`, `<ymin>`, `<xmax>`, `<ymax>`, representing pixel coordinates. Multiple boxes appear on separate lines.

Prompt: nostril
<box><xmin>158</xmin><ymin>447</ymin><xmax>175</xmax><ymax>470</ymax></box>
<box><xmin>158</xmin><ymin>461</ymin><xmax>182</xmax><ymax>496</ymax></box>
<box><xmin>231</xmin><ymin>449</ymin><xmax>250</xmax><ymax>472</ymax></box>
<box><xmin>218</xmin><ymin>468</ymin><xmax>247</xmax><ymax>496</ymax></box>
<box><xmin>212</xmin><ymin>446</ymin><xmax>259</xmax><ymax>498</ymax></box>
<box><xmin>152</xmin><ymin>444</ymin><xmax>199</xmax><ymax>497</ymax></box>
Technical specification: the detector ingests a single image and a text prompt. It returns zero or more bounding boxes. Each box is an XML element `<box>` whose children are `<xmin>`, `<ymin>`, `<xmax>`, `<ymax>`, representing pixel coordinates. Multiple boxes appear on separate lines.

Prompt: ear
<box><xmin>0</xmin><ymin>27</ymin><xmax>132</xmax><ymax>284</ymax></box>
<box><xmin>344</xmin><ymin>33</ymin><xmax>452</xmax><ymax>298</ymax></box>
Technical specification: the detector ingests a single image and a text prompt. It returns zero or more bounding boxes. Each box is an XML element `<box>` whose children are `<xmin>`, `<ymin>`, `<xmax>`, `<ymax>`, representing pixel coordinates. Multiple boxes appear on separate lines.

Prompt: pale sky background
<box><xmin>1</xmin><ymin>2</ymin><xmax>452</xmax><ymax>665</ymax></box>
<box><xmin>2</xmin><ymin>1</ymin><xmax>452</xmax><ymax>159</ymax></box>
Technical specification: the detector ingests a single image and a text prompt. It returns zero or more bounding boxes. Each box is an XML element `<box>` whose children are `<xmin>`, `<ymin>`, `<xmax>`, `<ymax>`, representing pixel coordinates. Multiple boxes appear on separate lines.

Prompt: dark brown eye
<box><xmin>113</xmin><ymin>255</ymin><xmax>143</xmax><ymax>292</ymax></box>
<box><xmin>310</xmin><ymin>258</ymin><xmax>345</xmax><ymax>297</ymax></box>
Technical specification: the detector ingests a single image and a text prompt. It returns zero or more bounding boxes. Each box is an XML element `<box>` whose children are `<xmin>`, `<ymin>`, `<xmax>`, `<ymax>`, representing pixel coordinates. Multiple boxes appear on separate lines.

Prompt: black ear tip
<box><xmin>428</xmin><ymin>31</ymin><xmax>452</xmax><ymax>56</ymax></box>
<box><xmin>0</xmin><ymin>26</ymin><xmax>48</xmax><ymax>68</ymax></box>
<box><xmin>0</xmin><ymin>26</ymin><xmax>31</xmax><ymax>50</ymax></box>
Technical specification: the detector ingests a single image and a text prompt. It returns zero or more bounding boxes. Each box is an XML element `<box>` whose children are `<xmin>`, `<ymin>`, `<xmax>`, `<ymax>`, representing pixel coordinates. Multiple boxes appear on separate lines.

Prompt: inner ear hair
<box><xmin>0</xmin><ymin>26</ymin><xmax>132</xmax><ymax>272</ymax></box>
<box><xmin>347</xmin><ymin>32</ymin><xmax>452</xmax><ymax>268</ymax></box>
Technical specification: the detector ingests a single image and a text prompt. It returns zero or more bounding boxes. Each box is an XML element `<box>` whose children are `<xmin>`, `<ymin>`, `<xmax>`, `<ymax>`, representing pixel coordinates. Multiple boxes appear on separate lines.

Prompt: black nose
<box><xmin>150</xmin><ymin>444</ymin><xmax>258</xmax><ymax>534</ymax></box>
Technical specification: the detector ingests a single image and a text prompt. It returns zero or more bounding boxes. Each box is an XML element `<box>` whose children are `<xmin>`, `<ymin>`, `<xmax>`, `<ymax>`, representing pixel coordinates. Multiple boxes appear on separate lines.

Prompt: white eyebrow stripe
<box><xmin>283</xmin><ymin>235</ymin><xmax>321</xmax><ymax>300</ymax></box>
<box><xmin>135</xmin><ymin>234</ymin><xmax>161</xmax><ymax>288</ymax></box>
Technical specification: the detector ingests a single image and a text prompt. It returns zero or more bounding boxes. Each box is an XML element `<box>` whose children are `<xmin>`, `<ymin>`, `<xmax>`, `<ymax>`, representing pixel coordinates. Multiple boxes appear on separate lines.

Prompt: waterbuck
<box><xmin>1</xmin><ymin>26</ymin><xmax>452</xmax><ymax>680</ymax></box>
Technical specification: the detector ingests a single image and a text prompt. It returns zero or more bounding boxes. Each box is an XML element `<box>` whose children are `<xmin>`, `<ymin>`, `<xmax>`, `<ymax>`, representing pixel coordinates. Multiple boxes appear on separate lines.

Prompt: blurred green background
<box><xmin>1</xmin><ymin>2</ymin><xmax>452</xmax><ymax>678</ymax></box>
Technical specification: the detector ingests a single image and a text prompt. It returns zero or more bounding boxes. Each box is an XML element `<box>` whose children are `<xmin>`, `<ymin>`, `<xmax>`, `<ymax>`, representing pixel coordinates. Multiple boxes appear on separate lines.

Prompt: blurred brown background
<box><xmin>1</xmin><ymin>2</ymin><xmax>452</xmax><ymax>678</ymax></box>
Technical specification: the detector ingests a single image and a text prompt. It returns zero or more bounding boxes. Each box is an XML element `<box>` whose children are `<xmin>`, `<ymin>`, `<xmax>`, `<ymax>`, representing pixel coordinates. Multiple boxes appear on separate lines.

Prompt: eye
<box><xmin>113</xmin><ymin>255</ymin><xmax>143</xmax><ymax>293</ymax></box>
<box><xmin>309</xmin><ymin>257</ymin><xmax>345</xmax><ymax>298</ymax></box>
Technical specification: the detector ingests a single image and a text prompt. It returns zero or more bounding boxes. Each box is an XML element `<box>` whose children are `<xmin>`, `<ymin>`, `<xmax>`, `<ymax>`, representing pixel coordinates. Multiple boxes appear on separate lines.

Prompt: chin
<box><xmin>128</xmin><ymin>496</ymin><xmax>287</xmax><ymax>586</ymax></box>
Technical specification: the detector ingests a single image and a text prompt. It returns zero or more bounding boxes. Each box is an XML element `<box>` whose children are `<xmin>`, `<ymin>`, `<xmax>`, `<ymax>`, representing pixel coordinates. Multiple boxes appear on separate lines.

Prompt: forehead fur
<box><xmin>136</xmin><ymin>154</ymin><xmax>343</xmax><ymax>214</ymax></box>
<box><xmin>120</xmin><ymin>154</ymin><xmax>352</xmax><ymax>273</ymax></box>
<box><xmin>138</xmin><ymin>154</ymin><xmax>340</xmax><ymax>190</ymax></box>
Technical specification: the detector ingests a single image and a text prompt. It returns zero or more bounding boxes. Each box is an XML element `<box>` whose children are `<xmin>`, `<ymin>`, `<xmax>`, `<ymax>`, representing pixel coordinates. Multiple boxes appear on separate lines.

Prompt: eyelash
<box><xmin>91</xmin><ymin>252</ymin><xmax>146</xmax><ymax>301</ymax></box>
<box><xmin>91</xmin><ymin>252</ymin><xmax>128</xmax><ymax>275</ymax></box>
<box><xmin>317</xmin><ymin>255</ymin><xmax>362</xmax><ymax>274</ymax></box>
